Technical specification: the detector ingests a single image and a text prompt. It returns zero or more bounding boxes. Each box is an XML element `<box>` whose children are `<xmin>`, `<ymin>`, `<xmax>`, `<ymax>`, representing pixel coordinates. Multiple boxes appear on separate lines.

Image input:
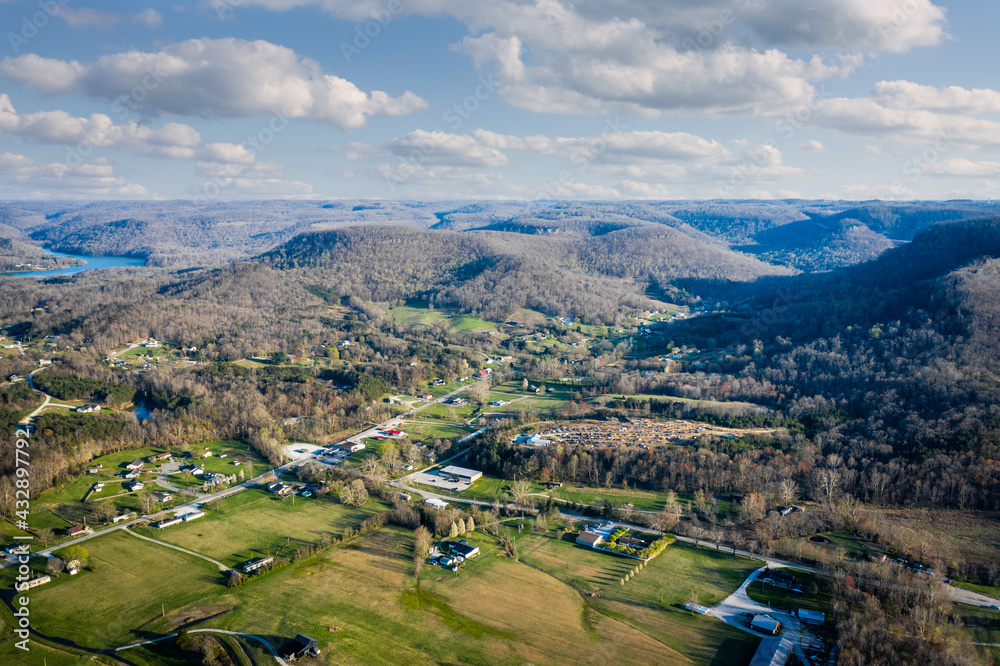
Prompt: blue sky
<box><xmin>0</xmin><ymin>0</ymin><xmax>997</xmax><ymax>200</ymax></box>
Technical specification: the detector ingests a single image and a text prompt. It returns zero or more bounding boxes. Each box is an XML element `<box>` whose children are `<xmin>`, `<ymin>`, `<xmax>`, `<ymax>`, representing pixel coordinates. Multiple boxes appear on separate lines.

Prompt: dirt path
<box><xmin>122</xmin><ymin>527</ymin><xmax>230</xmax><ymax>572</ymax></box>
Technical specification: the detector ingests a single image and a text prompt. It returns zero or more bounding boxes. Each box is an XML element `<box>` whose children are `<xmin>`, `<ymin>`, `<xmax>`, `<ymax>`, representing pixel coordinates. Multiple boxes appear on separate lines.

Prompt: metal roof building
<box><xmin>748</xmin><ymin>637</ymin><xmax>792</xmax><ymax>666</ymax></box>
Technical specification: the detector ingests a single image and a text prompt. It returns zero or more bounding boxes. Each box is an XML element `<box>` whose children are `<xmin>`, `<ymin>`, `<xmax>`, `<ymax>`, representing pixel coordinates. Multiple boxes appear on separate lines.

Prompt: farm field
<box><xmin>2</xmin><ymin>512</ymin><xmax>764</xmax><ymax>665</ymax></box>
<box><xmin>140</xmin><ymin>488</ymin><xmax>388</xmax><ymax>567</ymax></box>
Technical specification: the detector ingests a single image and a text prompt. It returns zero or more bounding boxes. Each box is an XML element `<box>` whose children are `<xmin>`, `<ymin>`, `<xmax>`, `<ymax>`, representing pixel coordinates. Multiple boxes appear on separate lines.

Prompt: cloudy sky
<box><xmin>0</xmin><ymin>0</ymin><xmax>997</xmax><ymax>200</ymax></box>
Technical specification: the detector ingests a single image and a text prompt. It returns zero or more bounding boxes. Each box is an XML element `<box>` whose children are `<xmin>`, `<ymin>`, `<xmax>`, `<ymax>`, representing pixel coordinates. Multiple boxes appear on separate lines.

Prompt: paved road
<box><xmin>116</xmin><ymin>628</ymin><xmax>289</xmax><ymax>665</ymax></box>
<box><xmin>122</xmin><ymin>528</ymin><xmax>229</xmax><ymax>571</ymax></box>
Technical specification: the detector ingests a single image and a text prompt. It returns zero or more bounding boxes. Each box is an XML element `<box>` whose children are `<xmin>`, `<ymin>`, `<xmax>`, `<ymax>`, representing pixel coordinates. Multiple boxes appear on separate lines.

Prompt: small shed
<box><xmin>283</xmin><ymin>634</ymin><xmax>320</xmax><ymax>660</ymax></box>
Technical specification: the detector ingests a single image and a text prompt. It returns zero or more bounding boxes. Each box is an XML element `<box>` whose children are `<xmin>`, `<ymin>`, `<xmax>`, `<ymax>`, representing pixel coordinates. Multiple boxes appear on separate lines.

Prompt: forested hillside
<box><xmin>260</xmin><ymin>223</ymin><xmax>791</xmax><ymax>322</ymax></box>
<box><xmin>6</xmin><ymin>199</ymin><xmax>999</xmax><ymax>274</ymax></box>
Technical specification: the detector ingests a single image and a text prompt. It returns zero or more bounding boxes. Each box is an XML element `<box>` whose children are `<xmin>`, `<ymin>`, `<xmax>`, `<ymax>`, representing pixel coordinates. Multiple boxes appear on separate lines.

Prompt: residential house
<box><xmin>445</xmin><ymin>540</ymin><xmax>480</xmax><ymax>559</ymax></box>
<box><xmin>424</xmin><ymin>498</ymin><xmax>448</xmax><ymax>510</ymax></box>
<box><xmin>576</xmin><ymin>531</ymin><xmax>604</xmax><ymax>548</ymax></box>
<box><xmin>146</xmin><ymin>452</ymin><xmax>171</xmax><ymax>463</ymax></box>
<box><xmin>151</xmin><ymin>491</ymin><xmax>173</xmax><ymax>503</ymax></box>
<box><xmin>760</xmin><ymin>569</ymin><xmax>804</xmax><ymax>592</ymax></box>
<box><xmin>266</xmin><ymin>482</ymin><xmax>294</xmax><ymax>498</ymax></box>
<box><xmin>23</xmin><ymin>575</ymin><xmax>51</xmax><ymax>590</ymax></box>
<box><xmin>65</xmin><ymin>525</ymin><xmax>91</xmax><ymax>537</ymax></box>
<box><xmin>76</xmin><ymin>404</ymin><xmax>100</xmax><ymax>414</ymax></box>
<box><xmin>125</xmin><ymin>460</ymin><xmax>144</xmax><ymax>470</ymax></box>
<box><xmin>128</xmin><ymin>479</ymin><xmax>144</xmax><ymax>491</ymax></box>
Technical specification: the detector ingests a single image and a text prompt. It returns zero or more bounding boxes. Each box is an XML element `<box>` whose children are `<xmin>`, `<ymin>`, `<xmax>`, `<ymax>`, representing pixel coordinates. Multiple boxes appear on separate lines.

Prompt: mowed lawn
<box><xmin>144</xmin><ymin>489</ymin><xmax>387</xmax><ymax>567</ymax></box>
<box><xmin>519</xmin><ymin>533</ymin><xmax>761</xmax><ymax>666</ymax></box>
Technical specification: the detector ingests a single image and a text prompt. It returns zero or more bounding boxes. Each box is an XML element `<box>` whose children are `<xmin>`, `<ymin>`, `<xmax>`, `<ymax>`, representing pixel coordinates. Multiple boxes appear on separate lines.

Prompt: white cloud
<box><xmin>0</xmin><ymin>38</ymin><xmax>428</xmax><ymax>131</ymax></box>
<box><xmin>0</xmin><ymin>152</ymin><xmax>150</xmax><ymax>197</ymax></box>
<box><xmin>871</xmin><ymin>80</ymin><xmax>1000</xmax><ymax>113</ymax></box>
<box><xmin>54</xmin><ymin>6</ymin><xmax>121</xmax><ymax>29</ymax></box>
<box><xmin>385</xmin><ymin>130</ymin><xmax>510</xmax><ymax>168</ymax></box>
<box><xmin>236</xmin><ymin>0</ymin><xmax>942</xmax><ymax>116</ymax></box>
<box><xmin>921</xmin><ymin>158</ymin><xmax>1000</xmax><ymax>177</ymax></box>
<box><xmin>132</xmin><ymin>9</ymin><xmax>162</xmax><ymax>28</ymax></box>
<box><xmin>813</xmin><ymin>82</ymin><xmax>1000</xmax><ymax>149</ymax></box>
<box><xmin>798</xmin><ymin>140</ymin><xmax>825</xmax><ymax>154</ymax></box>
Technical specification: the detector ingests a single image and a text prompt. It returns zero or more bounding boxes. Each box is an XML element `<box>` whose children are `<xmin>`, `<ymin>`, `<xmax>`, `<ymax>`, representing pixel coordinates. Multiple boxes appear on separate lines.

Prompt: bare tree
<box><xmin>361</xmin><ymin>458</ymin><xmax>387</xmax><ymax>485</ymax></box>
<box><xmin>413</xmin><ymin>526</ymin><xmax>431</xmax><ymax>578</ymax></box>
<box><xmin>137</xmin><ymin>493</ymin><xmax>156</xmax><ymax>515</ymax></box>
<box><xmin>650</xmin><ymin>511</ymin><xmax>679</xmax><ymax>535</ymax></box>
<box><xmin>93</xmin><ymin>501</ymin><xmax>116</xmax><ymax>524</ymax></box>
<box><xmin>339</xmin><ymin>479</ymin><xmax>369</xmax><ymax>507</ymax></box>
<box><xmin>710</xmin><ymin>527</ymin><xmax>725</xmax><ymax>551</ymax></box>
<box><xmin>509</xmin><ymin>479</ymin><xmax>533</xmax><ymax>512</ymax></box>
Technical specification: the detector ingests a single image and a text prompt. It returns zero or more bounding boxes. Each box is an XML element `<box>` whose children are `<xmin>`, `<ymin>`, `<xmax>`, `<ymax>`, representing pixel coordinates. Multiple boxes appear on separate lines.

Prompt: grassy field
<box><xmin>955</xmin><ymin>605</ymin><xmax>1000</xmax><ymax>662</ymax></box>
<box><xmin>411</xmin><ymin>401</ymin><xmax>480</xmax><ymax>421</ymax></box>
<box><xmin>6</xmin><ymin>506</ymin><xmax>766</xmax><ymax>665</ymax></box>
<box><xmin>953</xmin><ymin>581</ymin><xmax>1000</xmax><ymax>598</ymax></box>
<box><xmin>0</xmin><ymin>530</ymin><xmax>223</xmax><ymax>650</ymax></box>
<box><xmin>401</xmin><ymin>421</ymin><xmax>473</xmax><ymax>442</ymax></box>
<box><xmin>388</xmin><ymin>306</ymin><xmax>496</xmax><ymax>333</ymax></box>
<box><xmin>487</xmin><ymin>380</ymin><xmax>576</xmax><ymax>414</ymax></box>
<box><xmin>550</xmin><ymin>485</ymin><xmax>666</xmax><ymax>512</ymax></box>
<box><xmin>141</xmin><ymin>488</ymin><xmax>388</xmax><ymax>567</ymax></box>
<box><xmin>518</xmin><ymin>529</ymin><xmax>761</xmax><ymax>665</ymax></box>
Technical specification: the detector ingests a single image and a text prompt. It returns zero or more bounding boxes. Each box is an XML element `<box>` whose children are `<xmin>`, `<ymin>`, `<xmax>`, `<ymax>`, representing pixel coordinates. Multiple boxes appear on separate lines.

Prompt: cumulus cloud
<box><xmin>385</xmin><ymin>130</ymin><xmax>510</xmax><ymax>168</ymax></box>
<box><xmin>0</xmin><ymin>38</ymin><xmax>428</xmax><ymax>131</ymax></box>
<box><xmin>0</xmin><ymin>95</ymin><xmax>310</xmax><ymax>199</ymax></box>
<box><xmin>798</xmin><ymin>140</ymin><xmax>826</xmax><ymax>154</ymax></box>
<box><xmin>347</xmin><ymin>126</ymin><xmax>803</xmax><ymax>199</ymax></box>
<box><xmin>236</xmin><ymin>0</ymin><xmax>942</xmax><ymax>116</ymax></box>
<box><xmin>357</xmin><ymin>127</ymin><xmax>732</xmax><ymax>171</ymax></box>
<box><xmin>0</xmin><ymin>152</ymin><xmax>150</xmax><ymax>197</ymax></box>
<box><xmin>813</xmin><ymin>82</ymin><xmax>1000</xmax><ymax>148</ymax></box>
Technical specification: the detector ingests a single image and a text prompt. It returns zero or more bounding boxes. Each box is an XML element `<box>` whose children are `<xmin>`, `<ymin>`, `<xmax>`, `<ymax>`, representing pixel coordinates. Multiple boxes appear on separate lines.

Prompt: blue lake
<box><xmin>0</xmin><ymin>249</ymin><xmax>146</xmax><ymax>277</ymax></box>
